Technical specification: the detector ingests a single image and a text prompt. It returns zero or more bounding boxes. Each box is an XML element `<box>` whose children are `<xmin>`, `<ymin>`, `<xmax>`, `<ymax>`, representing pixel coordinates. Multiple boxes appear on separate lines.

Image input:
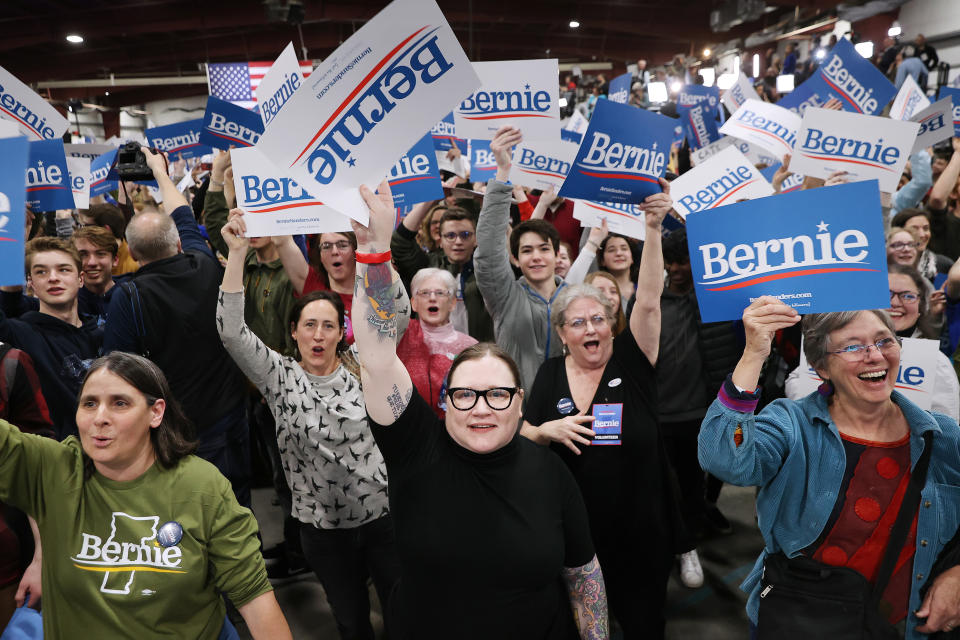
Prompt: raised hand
<box><xmin>742</xmin><ymin>296</ymin><xmax>800</xmax><ymax>360</ymax></box>
<box><xmin>642</xmin><ymin>177</ymin><xmax>673</xmax><ymax>228</ymax></box>
<box><xmin>221</xmin><ymin>210</ymin><xmax>250</xmax><ymax>254</ymax></box>
<box><xmin>490</xmin><ymin>126</ymin><xmax>523</xmax><ymax>181</ymax></box>
<box><xmin>772</xmin><ymin>154</ymin><xmax>792</xmax><ymax>193</ymax></box>
<box><xmin>353</xmin><ymin>179</ymin><xmax>395</xmax><ymax>251</ymax></box>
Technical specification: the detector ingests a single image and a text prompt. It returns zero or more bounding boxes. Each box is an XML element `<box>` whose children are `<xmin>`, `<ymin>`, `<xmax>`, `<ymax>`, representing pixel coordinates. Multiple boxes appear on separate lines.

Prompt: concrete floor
<box><xmin>238</xmin><ymin>483</ymin><xmax>764</xmax><ymax>639</ymax></box>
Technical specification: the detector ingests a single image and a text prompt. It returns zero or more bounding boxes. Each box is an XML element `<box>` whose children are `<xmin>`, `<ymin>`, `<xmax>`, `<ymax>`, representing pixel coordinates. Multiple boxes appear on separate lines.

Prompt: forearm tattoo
<box><xmin>357</xmin><ymin>261</ymin><xmax>398</xmax><ymax>341</ymax></box>
<box><xmin>562</xmin><ymin>556</ymin><xmax>609</xmax><ymax>640</ymax></box>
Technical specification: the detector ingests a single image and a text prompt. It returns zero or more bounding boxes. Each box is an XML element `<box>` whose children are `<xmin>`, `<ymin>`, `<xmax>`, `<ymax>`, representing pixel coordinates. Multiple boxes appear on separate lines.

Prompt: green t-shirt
<box><xmin>0</xmin><ymin>419</ymin><xmax>271</xmax><ymax>639</ymax></box>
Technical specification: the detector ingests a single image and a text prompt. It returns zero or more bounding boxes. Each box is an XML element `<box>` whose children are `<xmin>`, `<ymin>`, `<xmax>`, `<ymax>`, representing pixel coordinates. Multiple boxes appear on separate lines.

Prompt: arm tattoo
<box><xmin>387</xmin><ymin>384</ymin><xmax>406</xmax><ymax>420</ymax></box>
<box><xmin>359</xmin><ymin>262</ymin><xmax>398</xmax><ymax>341</ymax></box>
<box><xmin>562</xmin><ymin>556</ymin><xmax>609</xmax><ymax>640</ymax></box>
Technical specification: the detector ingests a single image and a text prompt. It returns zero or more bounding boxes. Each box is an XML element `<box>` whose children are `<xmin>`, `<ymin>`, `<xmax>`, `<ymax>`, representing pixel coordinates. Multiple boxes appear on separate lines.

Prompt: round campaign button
<box><xmin>557</xmin><ymin>398</ymin><xmax>575</xmax><ymax>415</ymax></box>
<box><xmin>157</xmin><ymin>521</ymin><xmax>184</xmax><ymax>548</ymax></box>
<box><xmin>608</xmin><ymin>378</ymin><xmax>622</xmax><ymax>388</ymax></box>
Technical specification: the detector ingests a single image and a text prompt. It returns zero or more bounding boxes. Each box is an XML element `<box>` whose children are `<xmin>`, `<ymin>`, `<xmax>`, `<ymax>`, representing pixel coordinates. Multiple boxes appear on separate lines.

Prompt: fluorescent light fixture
<box><xmin>66</xmin><ymin>34</ymin><xmax>84</xmax><ymax>44</ymax></box>
<box><xmin>888</xmin><ymin>24</ymin><xmax>901</xmax><ymax>37</ymax></box>
<box><xmin>647</xmin><ymin>82</ymin><xmax>669</xmax><ymax>103</ymax></box>
<box><xmin>699</xmin><ymin>68</ymin><xmax>715</xmax><ymax>86</ymax></box>
<box><xmin>776</xmin><ymin>74</ymin><xmax>795</xmax><ymax>92</ymax></box>
<box><xmin>703</xmin><ymin>48</ymin><xmax>712</xmax><ymax>57</ymax></box>
<box><xmin>752</xmin><ymin>54</ymin><xmax>760</xmax><ymax>78</ymax></box>
<box><xmin>815</xmin><ymin>48</ymin><xmax>826</xmax><ymax>60</ymax></box>
<box><xmin>569</xmin><ymin>20</ymin><xmax>580</xmax><ymax>28</ymax></box>
<box><xmin>716</xmin><ymin>73</ymin><xmax>737</xmax><ymax>90</ymax></box>
<box><xmin>854</xmin><ymin>41</ymin><xmax>874</xmax><ymax>58</ymax></box>
<box><xmin>558</xmin><ymin>97</ymin><xmax>568</xmax><ymax>108</ymax></box>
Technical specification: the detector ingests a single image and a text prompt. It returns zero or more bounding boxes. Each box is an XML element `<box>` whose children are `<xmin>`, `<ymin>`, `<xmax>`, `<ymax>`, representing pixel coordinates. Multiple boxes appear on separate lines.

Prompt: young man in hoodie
<box><xmin>474</xmin><ymin>126</ymin><xmax>567</xmax><ymax>392</ymax></box>
<box><xmin>0</xmin><ymin>237</ymin><xmax>102</xmax><ymax>439</ymax></box>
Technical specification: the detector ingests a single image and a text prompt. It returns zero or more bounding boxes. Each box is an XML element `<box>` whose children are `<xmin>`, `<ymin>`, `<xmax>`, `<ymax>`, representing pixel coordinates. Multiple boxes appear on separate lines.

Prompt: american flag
<box><xmin>207</xmin><ymin>60</ymin><xmax>313</xmax><ymax>110</ymax></box>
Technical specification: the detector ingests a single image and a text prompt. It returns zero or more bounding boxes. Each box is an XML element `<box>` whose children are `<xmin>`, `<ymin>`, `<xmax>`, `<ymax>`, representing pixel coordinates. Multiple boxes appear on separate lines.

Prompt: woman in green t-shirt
<box><xmin>0</xmin><ymin>352</ymin><xmax>292</xmax><ymax>640</ymax></box>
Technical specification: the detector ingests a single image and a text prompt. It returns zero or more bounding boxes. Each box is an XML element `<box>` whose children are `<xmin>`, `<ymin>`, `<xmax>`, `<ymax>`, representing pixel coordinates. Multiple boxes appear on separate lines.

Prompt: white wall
<box><xmin>899</xmin><ymin>0</ymin><xmax>960</xmax><ymax>82</ymax></box>
<box><xmin>144</xmin><ymin>95</ymin><xmax>208</xmax><ymax>127</ymax></box>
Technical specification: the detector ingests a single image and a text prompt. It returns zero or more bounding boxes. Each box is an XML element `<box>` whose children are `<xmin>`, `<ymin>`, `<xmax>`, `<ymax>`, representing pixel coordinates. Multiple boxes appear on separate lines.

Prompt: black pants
<box><xmin>300</xmin><ymin>515</ymin><xmax>401</xmax><ymax>640</ymax></box>
<box><xmin>249</xmin><ymin>395</ymin><xmax>301</xmax><ymax>557</ymax></box>
<box><xmin>196</xmin><ymin>402</ymin><xmax>251</xmax><ymax>508</ymax></box>
<box><xmin>662</xmin><ymin>420</ymin><xmax>706</xmax><ymax>546</ymax></box>
<box><xmin>600</xmin><ymin>545</ymin><xmax>672</xmax><ymax>640</ymax></box>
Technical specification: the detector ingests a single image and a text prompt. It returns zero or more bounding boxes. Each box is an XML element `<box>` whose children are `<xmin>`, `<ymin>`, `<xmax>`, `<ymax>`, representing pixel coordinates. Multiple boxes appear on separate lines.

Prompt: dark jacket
<box><xmin>103</xmin><ymin>206</ymin><xmax>246</xmax><ymax>431</ymax></box>
<box><xmin>2</xmin><ymin>278</ymin><xmax>129</xmax><ymax>327</ymax></box>
<box><xmin>0</xmin><ymin>309</ymin><xmax>101</xmax><ymax>439</ymax></box>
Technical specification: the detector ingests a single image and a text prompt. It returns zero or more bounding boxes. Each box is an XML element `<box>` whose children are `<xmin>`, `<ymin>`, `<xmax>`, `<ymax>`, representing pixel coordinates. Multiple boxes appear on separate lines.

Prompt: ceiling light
<box><xmin>569</xmin><ymin>20</ymin><xmax>580</xmax><ymax>28</ymax></box>
<box><xmin>888</xmin><ymin>23</ymin><xmax>901</xmax><ymax>37</ymax></box>
<box><xmin>703</xmin><ymin>48</ymin><xmax>712</xmax><ymax>57</ymax></box>
<box><xmin>66</xmin><ymin>34</ymin><xmax>84</xmax><ymax>44</ymax></box>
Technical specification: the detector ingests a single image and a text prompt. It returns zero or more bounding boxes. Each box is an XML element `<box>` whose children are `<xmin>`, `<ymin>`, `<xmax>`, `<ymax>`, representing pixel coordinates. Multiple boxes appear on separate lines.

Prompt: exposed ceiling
<box><xmin>0</xmin><ymin>0</ymin><xmax>851</xmax><ymax>110</ymax></box>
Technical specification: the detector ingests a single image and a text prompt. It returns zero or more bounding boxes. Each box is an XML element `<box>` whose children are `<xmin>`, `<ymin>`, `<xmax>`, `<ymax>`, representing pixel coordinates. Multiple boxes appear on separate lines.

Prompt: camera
<box><xmin>115</xmin><ymin>142</ymin><xmax>157</xmax><ymax>181</ymax></box>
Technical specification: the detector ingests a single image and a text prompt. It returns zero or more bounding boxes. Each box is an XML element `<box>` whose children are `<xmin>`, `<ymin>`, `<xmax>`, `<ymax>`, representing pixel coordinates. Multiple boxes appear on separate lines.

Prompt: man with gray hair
<box><xmin>104</xmin><ymin>147</ymin><xmax>250</xmax><ymax>506</ymax></box>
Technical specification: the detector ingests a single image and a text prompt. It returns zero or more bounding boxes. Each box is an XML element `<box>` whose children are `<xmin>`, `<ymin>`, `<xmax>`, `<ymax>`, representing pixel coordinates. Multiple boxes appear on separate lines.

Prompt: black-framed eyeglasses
<box><xmin>828</xmin><ymin>336</ymin><xmax>901</xmax><ymax>362</ymax></box>
<box><xmin>446</xmin><ymin>387</ymin><xmax>519</xmax><ymax>411</ymax></box>
<box><xmin>889</xmin><ymin>290</ymin><xmax>920</xmax><ymax>304</ymax></box>
<box><xmin>320</xmin><ymin>240</ymin><xmax>352</xmax><ymax>252</ymax></box>
<box><xmin>442</xmin><ymin>230</ymin><xmax>474</xmax><ymax>241</ymax></box>
<box><xmin>889</xmin><ymin>241</ymin><xmax>918</xmax><ymax>251</ymax></box>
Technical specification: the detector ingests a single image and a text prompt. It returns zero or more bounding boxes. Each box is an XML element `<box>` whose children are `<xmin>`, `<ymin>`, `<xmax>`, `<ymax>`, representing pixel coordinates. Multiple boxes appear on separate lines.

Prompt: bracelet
<box><xmin>355</xmin><ymin>250</ymin><xmax>392</xmax><ymax>264</ymax></box>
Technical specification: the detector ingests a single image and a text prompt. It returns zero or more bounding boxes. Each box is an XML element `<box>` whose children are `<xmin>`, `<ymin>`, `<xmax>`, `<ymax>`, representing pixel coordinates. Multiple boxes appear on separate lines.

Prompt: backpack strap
<box><xmin>119</xmin><ymin>281</ymin><xmax>150</xmax><ymax>358</ymax></box>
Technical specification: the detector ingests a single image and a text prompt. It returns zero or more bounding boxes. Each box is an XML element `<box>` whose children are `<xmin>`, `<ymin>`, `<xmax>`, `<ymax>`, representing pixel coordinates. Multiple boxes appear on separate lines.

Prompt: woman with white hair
<box><xmin>397</xmin><ymin>267</ymin><xmax>478</xmax><ymax>417</ymax></box>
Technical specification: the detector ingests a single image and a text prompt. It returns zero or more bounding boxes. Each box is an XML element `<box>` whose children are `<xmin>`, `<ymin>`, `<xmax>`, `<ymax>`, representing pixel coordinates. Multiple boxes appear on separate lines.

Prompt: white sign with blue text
<box><xmin>687</xmin><ymin>180</ymin><xmax>889</xmax><ymax>322</ymax></box>
<box><xmin>790</xmin><ymin>107</ymin><xmax>918</xmax><ymax>193</ymax></box>
<box><xmin>911</xmin><ymin>97</ymin><xmax>954</xmax><ymax>153</ymax></box>
<box><xmin>890</xmin><ymin>74</ymin><xmax>930</xmax><ymax>121</ymax></box>
<box><xmin>66</xmin><ymin>157</ymin><xmax>90</xmax><ymax>210</ymax></box>
<box><xmin>64</xmin><ymin>144</ymin><xmax>115</xmax><ymax>161</ymax></box>
<box><xmin>255</xmin><ymin>0</ymin><xmax>480</xmax><ymax>224</ymax></box>
<box><xmin>558</xmin><ymin>100</ymin><xmax>672</xmax><ymax>204</ymax></box>
<box><xmin>144</xmin><ymin>119</ymin><xmax>213</xmax><ymax>160</ymax></box>
<box><xmin>793</xmin><ymin>336</ymin><xmax>938</xmax><ymax>410</ymax></box>
<box><xmin>231</xmin><ymin>146</ymin><xmax>352</xmax><ymax>237</ymax></box>
<box><xmin>387</xmin><ymin>132</ymin><xmax>444</xmax><ymax>208</ymax></box>
<box><xmin>670</xmin><ymin>146</ymin><xmax>774</xmax><ymax>218</ymax></box>
<box><xmin>26</xmin><ymin>139</ymin><xmax>74</xmax><ymax>211</ymax></box>
<box><xmin>0</xmin><ymin>136</ymin><xmax>30</xmax><ymax>285</ymax></box>
<box><xmin>719</xmin><ymin>99</ymin><xmax>799</xmax><ymax>162</ymax></box>
<box><xmin>938</xmin><ymin>87</ymin><xmax>960</xmax><ymax>137</ymax></box>
<box><xmin>721</xmin><ymin>73</ymin><xmax>762</xmax><ymax>114</ymax></box>
<box><xmin>454</xmin><ymin>59</ymin><xmax>560</xmax><ymax>141</ymax></box>
<box><xmin>255</xmin><ymin>42</ymin><xmax>307</xmax><ymax>130</ymax></box>
<box><xmin>200</xmin><ymin>96</ymin><xmax>264</xmax><ymax>149</ymax></box>
<box><xmin>0</xmin><ymin>66</ymin><xmax>69</xmax><ymax>141</ymax></box>
<box><xmin>572</xmin><ymin>199</ymin><xmax>646</xmax><ymax>241</ymax></box>
<box><xmin>508</xmin><ymin>138</ymin><xmax>578</xmax><ymax>191</ymax></box>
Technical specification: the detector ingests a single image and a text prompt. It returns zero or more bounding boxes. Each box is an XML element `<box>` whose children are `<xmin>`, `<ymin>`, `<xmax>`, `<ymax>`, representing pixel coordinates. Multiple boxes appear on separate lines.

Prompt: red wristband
<box><xmin>355</xmin><ymin>250</ymin><xmax>392</xmax><ymax>264</ymax></box>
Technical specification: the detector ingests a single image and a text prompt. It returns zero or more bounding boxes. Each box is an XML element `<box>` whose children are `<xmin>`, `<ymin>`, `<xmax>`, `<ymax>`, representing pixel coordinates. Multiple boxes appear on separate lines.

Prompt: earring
<box><xmin>817</xmin><ymin>379</ymin><xmax>834</xmax><ymax>396</ymax></box>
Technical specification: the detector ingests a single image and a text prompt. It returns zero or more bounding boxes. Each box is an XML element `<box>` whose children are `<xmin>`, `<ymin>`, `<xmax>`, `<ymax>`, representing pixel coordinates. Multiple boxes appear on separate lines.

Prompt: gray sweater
<box><xmin>217</xmin><ymin>290</ymin><xmax>389</xmax><ymax>530</ymax></box>
<box><xmin>474</xmin><ymin>180</ymin><xmax>567</xmax><ymax>392</ymax></box>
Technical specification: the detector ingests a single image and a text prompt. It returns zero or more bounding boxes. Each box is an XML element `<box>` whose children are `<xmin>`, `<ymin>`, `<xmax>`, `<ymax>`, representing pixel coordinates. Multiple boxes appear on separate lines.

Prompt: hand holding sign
<box><xmin>489</xmin><ymin>126</ymin><xmax>523</xmax><ymax>183</ymax></box>
<box><xmin>354</xmin><ymin>180</ymin><xmax>395</xmax><ymax>251</ymax></box>
<box><xmin>642</xmin><ymin>178</ymin><xmax>673</xmax><ymax>229</ymax></box>
<box><xmin>772</xmin><ymin>154</ymin><xmax>792</xmax><ymax>192</ymax></box>
<box><xmin>735</xmin><ymin>296</ymin><xmax>801</xmax><ymax>389</ymax></box>
<box><xmin>221</xmin><ymin>211</ymin><xmax>252</xmax><ymax>253</ymax></box>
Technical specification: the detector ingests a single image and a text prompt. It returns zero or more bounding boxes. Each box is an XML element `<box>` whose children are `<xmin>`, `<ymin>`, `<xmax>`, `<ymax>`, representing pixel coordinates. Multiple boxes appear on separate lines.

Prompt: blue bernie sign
<box><xmin>0</xmin><ymin>136</ymin><xmax>30</xmax><ymax>285</ymax></box>
<box><xmin>557</xmin><ymin>99</ymin><xmax>672</xmax><ymax>204</ymax></box>
<box><xmin>608</xmin><ymin>73</ymin><xmax>632</xmax><ymax>104</ymax></box>
<box><xmin>144</xmin><ymin>118</ymin><xmax>213</xmax><ymax>160</ymax></box>
<box><xmin>431</xmin><ymin>112</ymin><xmax>468</xmax><ymax>154</ymax></box>
<box><xmin>26</xmin><ymin>139</ymin><xmax>74</xmax><ymax>211</ymax></box>
<box><xmin>90</xmin><ymin>148</ymin><xmax>119</xmax><ymax>197</ymax></box>
<box><xmin>687</xmin><ymin>180</ymin><xmax>889</xmax><ymax>322</ymax></box>
<box><xmin>387</xmin><ymin>132</ymin><xmax>444</xmax><ymax>208</ymax></box>
<box><xmin>469</xmin><ymin>139</ymin><xmax>497</xmax><ymax>182</ymax></box>
<box><xmin>200</xmin><ymin>96</ymin><xmax>264</xmax><ymax>149</ymax></box>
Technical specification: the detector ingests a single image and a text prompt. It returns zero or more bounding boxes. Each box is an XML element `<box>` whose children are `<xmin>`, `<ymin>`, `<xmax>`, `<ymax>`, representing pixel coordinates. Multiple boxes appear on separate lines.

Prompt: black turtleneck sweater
<box><xmin>370</xmin><ymin>390</ymin><xmax>593</xmax><ymax>640</ymax></box>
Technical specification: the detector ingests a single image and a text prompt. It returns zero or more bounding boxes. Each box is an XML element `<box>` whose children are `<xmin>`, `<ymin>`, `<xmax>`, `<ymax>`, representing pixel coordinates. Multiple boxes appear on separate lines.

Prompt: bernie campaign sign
<box><xmin>200</xmin><ymin>96</ymin><xmax>264</xmax><ymax>149</ymax></box>
<box><xmin>89</xmin><ymin>149</ymin><xmax>119</xmax><ymax>197</ymax></box>
<box><xmin>721</xmin><ymin>74</ymin><xmax>762</xmax><ymax>114</ymax></box>
<box><xmin>572</xmin><ymin>199</ymin><xmax>646</xmax><ymax>242</ymax></box>
<box><xmin>677</xmin><ymin>85</ymin><xmax>720</xmax><ymax>116</ymax></box>
<box><xmin>890</xmin><ymin>75</ymin><xmax>931</xmax><ymax>121</ymax></box>
<box><xmin>0</xmin><ymin>66</ymin><xmax>69</xmax><ymax>141</ymax></box>
<box><xmin>911</xmin><ymin>97</ymin><xmax>954</xmax><ymax>153</ymax></box>
<box><xmin>938</xmin><ymin>87</ymin><xmax>960</xmax><ymax>136</ymax></box>
<box><xmin>686</xmin><ymin>180</ymin><xmax>889</xmax><ymax>323</ymax></box>
<box><xmin>719</xmin><ymin>99</ymin><xmax>799</xmax><ymax>163</ymax></box>
<box><xmin>468</xmin><ymin>139</ymin><xmax>497</xmax><ymax>182</ymax></box>
<box><xmin>144</xmin><ymin>119</ymin><xmax>213</xmax><ymax>161</ymax></box>
<box><xmin>0</xmin><ymin>136</ymin><xmax>30</xmax><ymax>286</ymax></box>
<box><xmin>387</xmin><ymin>132</ymin><xmax>444</xmax><ymax>208</ymax></box>
<box><xmin>256</xmin><ymin>42</ymin><xmax>308</xmax><ymax>130</ymax></box>
<box><xmin>231</xmin><ymin>146</ymin><xmax>351</xmax><ymax>236</ymax></box>
<box><xmin>64</xmin><ymin>143</ymin><xmax>115</xmax><ymax>161</ymax></box>
<box><xmin>759</xmin><ymin>163</ymin><xmax>804</xmax><ymax>193</ymax></box>
<box><xmin>431</xmin><ymin>112</ymin><xmax>468</xmax><ymax>154</ymax></box>
<box><xmin>66</xmin><ymin>157</ymin><xmax>91</xmax><ymax>210</ymax></box>
<box><xmin>777</xmin><ymin>79</ymin><xmax>823</xmax><ymax>116</ymax></box>
<box><xmin>608</xmin><ymin>73</ymin><xmax>632</xmax><ymax>105</ymax></box>
<box><xmin>454</xmin><ymin>59</ymin><xmax>560</xmax><ymax>141</ymax></box>
<box><xmin>790</xmin><ymin>107</ymin><xmax>918</xmax><ymax>193</ymax></box>
<box><xmin>679</xmin><ymin>103</ymin><xmax>720</xmax><ymax>150</ymax></box>
<box><xmin>792</xmin><ymin>336</ymin><xmax>939</xmax><ymax>410</ymax></box>
<box><xmin>508</xmin><ymin>138</ymin><xmax>579</xmax><ymax>191</ymax></box>
<box><xmin>669</xmin><ymin>146</ymin><xmax>774</xmax><ymax>218</ymax></box>
<box><xmin>690</xmin><ymin>136</ymin><xmax>736</xmax><ymax>166</ymax></box>
<box><xmin>558</xmin><ymin>99</ymin><xmax>672</xmax><ymax>204</ymax></box>
<box><xmin>26</xmin><ymin>139</ymin><xmax>75</xmax><ymax>211</ymax></box>
<box><xmin>254</xmin><ymin>0</ymin><xmax>481</xmax><ymax>224</ymax></box>
<box><xmin>785</xmin><ymin>38</ymin><xmax>896</xmax><ymax>116</ymax></box>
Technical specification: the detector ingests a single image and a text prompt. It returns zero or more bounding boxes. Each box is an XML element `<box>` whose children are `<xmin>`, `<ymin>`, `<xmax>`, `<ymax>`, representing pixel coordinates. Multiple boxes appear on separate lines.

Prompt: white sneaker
<box><xmin>679</xmin><ymin>550</ymin><xmax>704</xmax><ymax>588</ymax></box>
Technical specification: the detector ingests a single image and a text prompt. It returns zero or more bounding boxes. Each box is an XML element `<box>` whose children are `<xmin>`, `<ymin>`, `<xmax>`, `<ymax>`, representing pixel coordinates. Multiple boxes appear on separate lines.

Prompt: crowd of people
<box><xmin>2</xmin><ymin>19</ymin><xmax>960</xmax><ymax>640</ymax></box>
